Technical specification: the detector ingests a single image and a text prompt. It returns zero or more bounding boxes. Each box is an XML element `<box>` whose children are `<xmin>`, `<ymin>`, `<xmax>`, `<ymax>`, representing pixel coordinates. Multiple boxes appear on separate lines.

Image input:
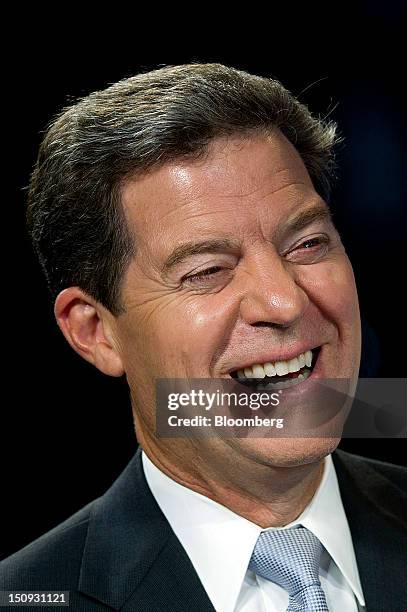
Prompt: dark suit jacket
<box><xmin>1</xmin><ymin>448</ymin><xmax>406</xmax><ymax>611</ymax></box>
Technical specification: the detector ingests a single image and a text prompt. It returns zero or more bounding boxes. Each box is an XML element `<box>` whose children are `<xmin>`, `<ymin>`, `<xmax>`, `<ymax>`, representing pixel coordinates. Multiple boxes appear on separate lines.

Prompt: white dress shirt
<box><xmin>142</xmin><ymin>451</ymin><xmax>366</xmax><ymax>612</ymax></box>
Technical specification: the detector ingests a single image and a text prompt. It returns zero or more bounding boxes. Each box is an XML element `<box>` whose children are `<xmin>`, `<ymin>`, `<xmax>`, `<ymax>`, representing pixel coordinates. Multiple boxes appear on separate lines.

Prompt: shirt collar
<box><xmin>289</xmin><ymin>453</ymin><xmax>365</xmax><ymax>607</ymax></box>
<box><xmin>142</xmin><ymin>451</ymin><xmax>365</xmax><ymax>612</ymax></box>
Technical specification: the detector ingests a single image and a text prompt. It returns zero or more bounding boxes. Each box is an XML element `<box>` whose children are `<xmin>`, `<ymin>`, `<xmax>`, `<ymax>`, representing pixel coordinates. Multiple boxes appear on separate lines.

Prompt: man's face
<box><xmin>115</xmin><ymin>130</ymin><xmax>361</xmax><ymax>468</ymax></box>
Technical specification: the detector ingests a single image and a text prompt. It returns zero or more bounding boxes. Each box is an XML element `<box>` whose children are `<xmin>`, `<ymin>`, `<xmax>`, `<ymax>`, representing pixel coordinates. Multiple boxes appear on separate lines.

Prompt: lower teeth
<box><xmin>258</xmin><ymin>369</ymin><xmax>311</xmax><ymax>390</ymax></box>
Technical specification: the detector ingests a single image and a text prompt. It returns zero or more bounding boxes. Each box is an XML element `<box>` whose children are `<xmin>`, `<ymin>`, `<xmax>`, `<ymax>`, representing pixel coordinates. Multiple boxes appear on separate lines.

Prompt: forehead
<box><xmin>121</xmin><ymin>131</ymin><xmax>317</xmax><ymax>246</ymax></box>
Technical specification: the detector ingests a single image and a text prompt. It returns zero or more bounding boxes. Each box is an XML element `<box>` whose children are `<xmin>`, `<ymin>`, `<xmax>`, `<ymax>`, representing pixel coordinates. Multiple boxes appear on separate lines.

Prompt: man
<box><xmin>1</xmin><ymin>64</ymin><xmax>406</xmax><ymax>611</ymax></box>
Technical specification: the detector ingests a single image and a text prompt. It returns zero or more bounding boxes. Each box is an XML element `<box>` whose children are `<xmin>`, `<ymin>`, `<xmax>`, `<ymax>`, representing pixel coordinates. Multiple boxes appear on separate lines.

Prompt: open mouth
<box><xmin>229</xmin><ymin>347</ymin><xmax>321</xmax><ymax>390</ymax></box>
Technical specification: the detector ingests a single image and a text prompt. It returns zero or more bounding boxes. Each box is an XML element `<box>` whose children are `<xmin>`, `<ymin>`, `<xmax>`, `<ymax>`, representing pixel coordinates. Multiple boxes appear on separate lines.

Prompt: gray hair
<box><xmin>26</xmin><ymin>63</ymin><xmax>340</xmax><ymax>315</ymax></box>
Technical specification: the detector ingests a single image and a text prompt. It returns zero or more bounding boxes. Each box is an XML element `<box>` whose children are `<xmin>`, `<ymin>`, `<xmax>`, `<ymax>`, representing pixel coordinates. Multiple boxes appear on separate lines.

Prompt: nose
<box><xmin>238</xmin><ymin>247</ymin><xmax>309</xmax><ymax>328</ymax></box>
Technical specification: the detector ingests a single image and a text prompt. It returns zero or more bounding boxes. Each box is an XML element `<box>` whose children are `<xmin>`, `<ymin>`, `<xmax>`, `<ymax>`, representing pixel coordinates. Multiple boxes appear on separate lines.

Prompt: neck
<box><xmin>139</xmin><ymin>434</ymin><xmax>326</xmax><ymax>528</ymax></box>
<box><xmin>196</xmin><ymin>460</ymin><xmax>325</xmax><ymax>527</ymax></box>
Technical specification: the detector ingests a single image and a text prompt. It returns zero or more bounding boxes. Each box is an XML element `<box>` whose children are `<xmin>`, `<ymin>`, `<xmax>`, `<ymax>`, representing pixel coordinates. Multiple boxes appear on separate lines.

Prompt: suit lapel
<box><xmin>78</xmin><ymin>447</ymin><xmax>215</xmax><ymax>611</ymax></box>
<box><xmin>121</xmin><ymin>531</ymin><xmax>216</xmax><ymax>612</ymax></box>
<box><xmin>333</xmin><ymin>450</ymin><xmax>407</xmax><ymax>612</ymax></box>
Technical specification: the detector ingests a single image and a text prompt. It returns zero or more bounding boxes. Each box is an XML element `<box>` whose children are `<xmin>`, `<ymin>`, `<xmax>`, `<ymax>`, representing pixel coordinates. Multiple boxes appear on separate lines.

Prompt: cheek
<box><xmin>298</xmin><ymin>256</ymin><xmax>360</xmax><ymax>328</ymax></box>
<box><xmin>119</xmin><ymin>292</ymin><xmax>237</xmax><ymax>376</ymax></box>
<box><xmin>160</xmin><ymin>294</ymin><xmax>237</xmax><ymax>370</ymax></box>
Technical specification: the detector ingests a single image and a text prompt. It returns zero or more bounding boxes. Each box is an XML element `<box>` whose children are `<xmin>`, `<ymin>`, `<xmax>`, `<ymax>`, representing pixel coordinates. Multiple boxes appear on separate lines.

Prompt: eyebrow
<box><xmin>281</xmin><ymin>201</ymin><xmax>332</xmax><ymax>236</ymax></box>
<box><xmin>161</xmin><ymin>202</ymin><xmax>332</xmax><ymax>274</ymax></box>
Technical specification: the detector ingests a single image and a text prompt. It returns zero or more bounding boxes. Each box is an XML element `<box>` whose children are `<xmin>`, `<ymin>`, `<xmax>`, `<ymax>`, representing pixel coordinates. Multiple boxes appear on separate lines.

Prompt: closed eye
<box><xmin>182</xmin><ymin>266</ymin><xmax>224</xmax><ymax>284</ymax></box>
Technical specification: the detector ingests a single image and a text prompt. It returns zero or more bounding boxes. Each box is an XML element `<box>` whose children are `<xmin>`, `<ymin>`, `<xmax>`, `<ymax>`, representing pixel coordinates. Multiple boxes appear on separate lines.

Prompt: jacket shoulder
<box><xmin>333</xmin><ymin>449</ymin><xmax>407</xmax><ymax>530</ymax></box>
<box><xmin>0</xmin><ymin>500</ymin><xmax>97</xmax><ymax>589</ymax></box>
<box><xmin>334</xmin><ymin>449</ymin><xmax>407</xmax><ymax>489</ymax></box>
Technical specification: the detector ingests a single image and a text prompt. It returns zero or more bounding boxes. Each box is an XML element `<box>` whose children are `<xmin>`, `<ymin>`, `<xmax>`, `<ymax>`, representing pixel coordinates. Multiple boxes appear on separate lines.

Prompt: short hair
<box><xmin>26</xmin><ymin>63</ymin><xmax>340</xmax><ymax>315</ymax></box>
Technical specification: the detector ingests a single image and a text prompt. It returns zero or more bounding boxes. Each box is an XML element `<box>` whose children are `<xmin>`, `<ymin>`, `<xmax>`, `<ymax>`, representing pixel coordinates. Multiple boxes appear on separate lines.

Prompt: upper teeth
<box><xmin>237</xmin><ymin>350</ymin><xmax>313</xmax><ymax>379</ymax></box>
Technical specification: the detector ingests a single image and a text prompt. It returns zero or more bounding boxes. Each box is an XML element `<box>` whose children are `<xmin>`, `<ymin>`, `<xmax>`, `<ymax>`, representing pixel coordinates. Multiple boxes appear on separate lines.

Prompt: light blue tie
<box><xmin>249</xmin><ymin>526</ymin><xmax>329</xmax><ymax>611</ymax></box>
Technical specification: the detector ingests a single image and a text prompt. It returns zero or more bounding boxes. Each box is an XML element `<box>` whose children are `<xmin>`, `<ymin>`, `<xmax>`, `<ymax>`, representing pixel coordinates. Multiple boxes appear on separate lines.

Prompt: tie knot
<box><xmin>249</xmin><ymin>527</ymin><xmax>324</xmax><ymax>597</ymax></box>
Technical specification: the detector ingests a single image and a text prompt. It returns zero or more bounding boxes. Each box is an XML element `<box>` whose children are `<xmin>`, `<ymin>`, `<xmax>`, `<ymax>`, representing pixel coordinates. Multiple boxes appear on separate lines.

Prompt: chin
<box><xmin>236</xmin><ymin>436</ymin><xmax>340</xmax><ymax>468</ymax></box>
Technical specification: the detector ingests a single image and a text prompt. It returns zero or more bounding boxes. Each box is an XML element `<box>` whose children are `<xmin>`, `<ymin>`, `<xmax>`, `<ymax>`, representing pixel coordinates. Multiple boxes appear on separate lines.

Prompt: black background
<box><xmin>2</xmin><ymin>5</ymin><xmax>406</xmax><ymax>560</ymax></box>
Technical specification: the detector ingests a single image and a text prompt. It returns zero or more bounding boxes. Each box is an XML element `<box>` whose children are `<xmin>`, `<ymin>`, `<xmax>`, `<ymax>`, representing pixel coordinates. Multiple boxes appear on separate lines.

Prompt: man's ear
<box><xmin>54</xmin><ymin>287</ymin><xmax>125</xmax><ymax>377</ymax></box>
